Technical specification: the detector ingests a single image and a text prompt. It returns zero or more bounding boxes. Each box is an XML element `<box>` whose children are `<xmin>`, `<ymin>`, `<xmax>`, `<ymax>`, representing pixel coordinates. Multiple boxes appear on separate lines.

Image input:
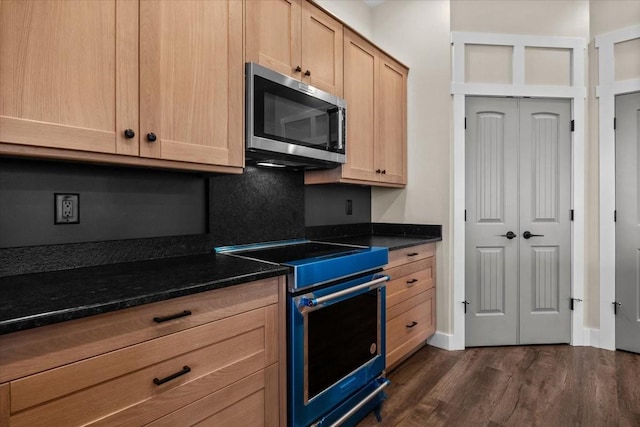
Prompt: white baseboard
<box><xmin>427</xmin><ymin>331</ymin><xmax>457</xmax><ymax>351</ymax></box>
<box><xmin>588</xmin><ymin>328</ymin><xmax>600</xmax><ymax>348</ymax></box>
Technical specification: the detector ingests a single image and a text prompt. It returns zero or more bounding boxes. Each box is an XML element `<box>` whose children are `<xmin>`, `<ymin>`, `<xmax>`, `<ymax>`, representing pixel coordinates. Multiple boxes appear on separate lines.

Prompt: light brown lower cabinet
<box><xmin>0</xmin><ymin>276</ymin><xmax>287</xmax><ymax>426</ymax></box>
<box><xmin>385</xmin><ymin>243</ymin><xmax>436</xmax><ymax>370</ymax></box>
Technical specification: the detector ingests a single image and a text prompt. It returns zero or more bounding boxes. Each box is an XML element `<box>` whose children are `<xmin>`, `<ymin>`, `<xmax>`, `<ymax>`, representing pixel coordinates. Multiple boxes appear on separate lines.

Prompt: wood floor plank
<box><xmin>357</xmin><ymin>345</ymin><xmax>639</xmax><ymax>427</ymax></box>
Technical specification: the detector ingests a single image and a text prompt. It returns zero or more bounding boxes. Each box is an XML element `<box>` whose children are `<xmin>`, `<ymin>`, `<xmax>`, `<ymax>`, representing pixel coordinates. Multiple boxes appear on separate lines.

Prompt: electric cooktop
<box><xmin>216</xmin><ymin>240</ymin><xmax>388</xmax><ymax>292</ymax></box>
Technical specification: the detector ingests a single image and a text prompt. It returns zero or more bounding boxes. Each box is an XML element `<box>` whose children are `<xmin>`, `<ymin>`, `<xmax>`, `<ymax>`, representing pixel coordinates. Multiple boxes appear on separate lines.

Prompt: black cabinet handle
<box><xmin>153</xmin><ymin>366</ymin><xmax>191</xmax><ymax>386</ymax></box>
<box><xmin>407</xmin><ymin>252</ymin><xmax>419</xmax><ymax>257</ymax></box>
<box><xmin>406</xmin><ymin>321</ymin><xmax>418</xmax><ymax>329</ymax></box>
<box><xmin>500</xmin><ymin>231</ymin><xmax>517</xmax><ymax>240</ymax></box>
<box><xmin>304</xmin><ymin>69</ymin><xmax>311</xmax><ymax>76</ymax></box>
<box><xmin>123</xmin><ymin>129</ymin><xmax>135</xmax><ymax>139</ymax></box>
<box><xmin>146</xmin><ymin>132</ymin><xmax>157</xmax><ymax>142</ymax></box>
<box><xmin>381</xmin><ymin>170</ymin><xmax>386</xmax><ymax>174</ymax></box>
<box><xmin>153</xmin><ymin>310</ymin><xmax>192</xmax><ymax>323</ymax></box>
<box><xmin>406</xmin><ymin>278</ymin><xmax>418</xmax><ymax>284</ymax></box>
<box><xmin>523</xmin><ymin>231</ymin><xmax>544</xmax><ymax>239</ymax></box>
<box><xmin>294</xmin><ymin>65</ymin><xmax>302</xmax><ymax>73</ymax></box>
<box><xmin>375</xmin><ymin>169</ymin><xmax>381</xmax><ymax>173</ymax></box>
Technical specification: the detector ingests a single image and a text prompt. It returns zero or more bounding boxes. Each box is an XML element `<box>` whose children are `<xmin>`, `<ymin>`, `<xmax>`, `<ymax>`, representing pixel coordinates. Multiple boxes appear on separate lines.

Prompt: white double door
<box><xmin>465</xmin><ymin>97</ymin><xmax>571</xmax><ymax>347</ymax></box>
<box><xmin>615</xmin><ymin>91</ymin><xmax>640</xmax><ymax>354</ymax></box>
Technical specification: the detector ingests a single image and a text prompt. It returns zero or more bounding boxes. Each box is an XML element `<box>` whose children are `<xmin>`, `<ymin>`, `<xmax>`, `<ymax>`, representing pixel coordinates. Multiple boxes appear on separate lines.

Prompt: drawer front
<box><xmin>386</xmin><ymin>243</ymin><xmax>435</xmax><ymax>270</ymax></box>
<box><xmin>0</xmin><ymin>277</ymin><xmax>281</xmax><ymax>383</ymax></box>
<box><xmin>386</xmin><ymin>288</ymin><xmax>435</xmax><ymax>368</ymax></box>
<box><xmin>386</xmin><ymin>258</ymin><xmax>434</xmax><ymax>308</ymax></box>
<box><xmin>9</xmin><ymin>304</ymin><xmax>278</xmax><ymax>427</ymax></box>
<box><xmin>148</xmin><ymin>364</ymin><xmax>279</xmax><ymax>427</ymax></box>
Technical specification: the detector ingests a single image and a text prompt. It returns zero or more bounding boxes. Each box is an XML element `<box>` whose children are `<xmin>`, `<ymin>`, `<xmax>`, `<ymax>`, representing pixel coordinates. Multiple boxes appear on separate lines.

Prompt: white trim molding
<box><xmin>451</xmin><ymin>31</ymin><xmax>587</xmax><ymax>350</ymax></box>
<box><xmin>427</xmin><ymin>331</ymin><xmax>456</xmax><ymax>351</ymax></box>
<box><xmin>596</xmin><ymin>25</ymin><xmax>640</xmax><ymax>352</ymax></box>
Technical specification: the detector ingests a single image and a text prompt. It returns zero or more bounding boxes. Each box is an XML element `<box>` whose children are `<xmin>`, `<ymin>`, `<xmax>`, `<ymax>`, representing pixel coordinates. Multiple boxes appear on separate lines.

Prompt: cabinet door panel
<box><xmin>341</xmin><ymin>30</ymin><xmax>377</xmax><ymax>181</ymax></box>
<box><xmin>246</xmin><ymin>0</ymin><xmax>302</xmax><ymax>78</ymax></box>
<box><xmin>0</xmin><ymin>0</ymin><xmax>138</xmax><ymax>155</ymax></box>
<box><xmin>301</xmin><ymin>2</ymin><xmax>343</xmax><ymax>96</ymax></box>
<box><xmin>140</xmin><ymin>0</ymin><xmax>243</xmax><ymax>167</ymax></box>
<box><xmin>377</xmin><ymin>57</ymin><xmax>407</xmax><ymax>185</ymax></box>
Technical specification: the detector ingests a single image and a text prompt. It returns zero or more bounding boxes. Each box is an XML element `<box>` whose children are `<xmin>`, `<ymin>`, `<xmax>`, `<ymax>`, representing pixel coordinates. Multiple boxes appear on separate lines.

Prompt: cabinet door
<box><xmin>341</xmin><ymin>30</ymin><xmax>377</xmax><ymax>182</ymax></box>
<box><xmin>0</xmin><ymin>0</ymin><xmax>138</xmax><ymax>156</ymax></box>
<box><xmin>140</xmin><ymin>0</ymin><xmax>243</xmax><ymax>167</ymax></box>
<box><xmin>301</xmin><ymin>1</ymin><xmax>343</xmax><ymax>96</ymax></box>
<box><xmin>246</xmin><ymin>0</ymin><xmax>302</xmax><ymax>78</ymax></box>
<box><xmin>376</xmin><ymin>56</ymin><xmax>407</xmax><ymax>185</ymax></box>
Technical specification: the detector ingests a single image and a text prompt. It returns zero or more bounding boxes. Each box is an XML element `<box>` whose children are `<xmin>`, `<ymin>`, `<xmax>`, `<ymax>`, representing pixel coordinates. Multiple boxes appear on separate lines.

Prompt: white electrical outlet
<box><xmin>55</xmin><ymin>193</ymin><xmax>80</xmax><ymax>224</ymax></box>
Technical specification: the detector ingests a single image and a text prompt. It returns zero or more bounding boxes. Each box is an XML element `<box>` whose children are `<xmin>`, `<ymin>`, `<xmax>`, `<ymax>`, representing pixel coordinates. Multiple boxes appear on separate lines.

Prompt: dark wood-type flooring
<box><xmin>357</xmin><ymin>345</ymin><xmax>640</xmax><ymax>427</ymax></box>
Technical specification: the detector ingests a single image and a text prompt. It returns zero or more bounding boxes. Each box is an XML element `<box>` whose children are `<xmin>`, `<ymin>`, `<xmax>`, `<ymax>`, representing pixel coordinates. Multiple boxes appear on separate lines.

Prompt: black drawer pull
<box><xmin>153</xmin><ymin>366</ymin><xmax>191</xmax><ymax>386</ymax></box>
<box><xmin>406</xmin><ymin>278</ymin><xmax>418</xmax><ymax>284</ymax></box>
<box><xmin>407</xmin><ymin>252</ymin><xmax>419</xmax><ymax>257</ymax></box>
<box><xmin>406</xmin><ymin>321</ymin><xmax>418</xmax><ymax>328</ymax></box>
<box><xmin>153</xmin><ymin>310</ymin><xmax>192</xmax><ymax>323</ymax></box>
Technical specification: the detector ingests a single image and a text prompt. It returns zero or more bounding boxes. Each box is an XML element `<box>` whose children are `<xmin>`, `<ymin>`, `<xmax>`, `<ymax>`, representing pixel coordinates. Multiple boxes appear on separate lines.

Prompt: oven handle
<box><xmin>300</xmin><ymin>275</ymin><xmax>389</xmax><ymax>308</ymax></box>
<box><xmin>311</xmin><ymin>378</ymin><xmax>390</xmax><ymax>427</ymax></box>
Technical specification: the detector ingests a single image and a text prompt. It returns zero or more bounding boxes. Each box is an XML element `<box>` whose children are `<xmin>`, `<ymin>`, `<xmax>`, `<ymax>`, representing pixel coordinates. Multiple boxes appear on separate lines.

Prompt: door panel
<box><xmin>0</xmin><ymin>0</ymin><xmax>138</xmax><ymax>155</ymax></box>
<box><xmin>245</xmin><ymin>0</ymin><xmax>301</xmax><ymax>78</ymax></box>
<box><xmin>301</xmin><ymin>1</ymin><xmax>343</xmax><ymax>96</ymax></box>
<box><xmin>341</xmin><ymin>30</ymin><xmax>377</xmax><ymax>182</ymax></box>
<box><xmin>519</xmin><ymin>99</ymin><xmax>571</xmax><ymax>344</ymax></box>
<box><xmin>615</xmin><ymin>91</ymin><xmax>640</xmax><ymax>354</ymax></box>
<box><xmin>465</xmin><ymin>97</ymin><xmax>519</xmax><ymax>347</ymax></box>
<box><xmin>466</xmin><ymin>97</ymin><xmax>571</xmax><ymax>347</ymax></box>
<box><xmin>377</xmin><ymin>57</ymin><xmax>407</xmax><ymax>185</ymax></box>
<box><xmin>139</xmin><ymin>0</ymin><xmax>243</xmax><ymax>167</ymax></box>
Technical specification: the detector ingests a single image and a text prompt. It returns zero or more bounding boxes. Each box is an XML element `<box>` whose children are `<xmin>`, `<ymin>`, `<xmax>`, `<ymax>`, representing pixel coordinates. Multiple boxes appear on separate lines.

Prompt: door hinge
<box><xmin>464</xmin><ymin>209</ymin><xmax>467</xmax><ymax>222</ymax></box>
<box><xmin>464</xmin><ymin>117</ymin><xmax>467</xmax><ymax>129</ymax></box>
<box><xmin>570</xmin><ymin>298</ymin><xmax>582</xmax><ymax>311</ymax></box>
<box><xmin>614</xmin><ymin>117</ymin><xmax>616</xmax><ymax>130</ymax></box>
<box><xmin>614</xmin><ymin>210</ymin><xmax>617</xmax><ymax>222</ymax></box>
<box><xmin>462</xmin><ymin>300</ymin><xmax>470</xmax><ymax>313</ymax></box>
<box><xmin>570</xmin><ymin>120</ymin><xmax>575</xmax><ymax>132</ymax></box>
<box><xmin>570</xmin><ymin>209</ymin><xmax>574</xmax><ymax>221</ymax></box>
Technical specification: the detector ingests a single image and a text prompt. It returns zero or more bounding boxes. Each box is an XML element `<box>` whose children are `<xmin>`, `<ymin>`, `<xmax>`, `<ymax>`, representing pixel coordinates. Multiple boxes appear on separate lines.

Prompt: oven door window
<box><xmin>305</xmin><ymin>290</ymin><xmax>379</xmax><ymax>401</ymax></box>
<box><xmin>254</xmin><ymin>75</ymin><xmax>343</xmax><ymax>154</ymax></box>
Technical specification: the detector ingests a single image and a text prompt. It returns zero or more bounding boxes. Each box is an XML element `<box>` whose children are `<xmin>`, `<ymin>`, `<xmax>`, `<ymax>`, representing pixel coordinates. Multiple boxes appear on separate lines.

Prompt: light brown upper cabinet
<box><xmin>246</xmin><ymin>0</ymin><xmax>344</xmax><ymax>97</ymax></box>
<box><xmin>0</xmin><ymin>0</ymin><xmax>243</xmax><ymax>173</ymax></box>
<box><xmin>305</xmin><ymin>29</ymin><xmax>408</xmax><ymax>187</ymax></box>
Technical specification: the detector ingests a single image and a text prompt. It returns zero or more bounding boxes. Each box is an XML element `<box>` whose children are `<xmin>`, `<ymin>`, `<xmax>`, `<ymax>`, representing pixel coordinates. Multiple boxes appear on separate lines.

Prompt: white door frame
<box><xmin>596</xmin><ymin>25</ymin><xmax>640</xmax><ymax>351</ymax></box>
<box><xmin>450</xmin><ymin>32</ymin><xmax>587</xmax><ymax>350</ymax></box>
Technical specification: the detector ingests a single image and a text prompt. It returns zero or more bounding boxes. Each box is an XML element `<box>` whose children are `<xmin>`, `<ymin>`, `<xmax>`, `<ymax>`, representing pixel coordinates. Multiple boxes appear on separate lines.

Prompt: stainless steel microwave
<box><xmin>245</xmin><ymin>62</ymin><xmax>346</xmax><ymax>169</ymax></box>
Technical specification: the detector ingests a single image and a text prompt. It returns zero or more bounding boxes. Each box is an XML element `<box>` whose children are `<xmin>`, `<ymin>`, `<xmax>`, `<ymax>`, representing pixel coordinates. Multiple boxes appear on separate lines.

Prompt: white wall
<box><xmin>370</xmin><ymin>1</ymin><xmax>452</xmax><ymax>333</ymax></box>
<box><xmin>314</xmin><ymin>0</ymin><xmax>374</xmax><ymax>40</ymax></box>
<box><xmin>316</xmin><ymin>0</ymin><xmax>640</xmax><ymax>345</ymax></box>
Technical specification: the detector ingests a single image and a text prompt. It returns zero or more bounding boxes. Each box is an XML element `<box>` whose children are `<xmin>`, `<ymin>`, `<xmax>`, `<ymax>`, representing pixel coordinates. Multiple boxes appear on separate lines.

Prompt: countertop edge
<box><xmin>0</xmin><ymin>266</ymin><xmax>288</xmax><ymax>336</ymax></box>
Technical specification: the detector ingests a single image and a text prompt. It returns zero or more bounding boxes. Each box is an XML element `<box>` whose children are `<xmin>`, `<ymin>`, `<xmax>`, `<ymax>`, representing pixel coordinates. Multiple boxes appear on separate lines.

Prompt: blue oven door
<box><xmin>288</xmin><ymin>273</ymin><xmax>389</xmax><ymax>427</ymax></box>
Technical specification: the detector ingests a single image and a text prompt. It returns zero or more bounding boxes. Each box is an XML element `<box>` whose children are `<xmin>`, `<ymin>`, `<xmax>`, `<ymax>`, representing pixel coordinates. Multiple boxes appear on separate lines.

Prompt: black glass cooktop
<box><xmin>236</xmin><ymin>242</ymin><xmax>362</xmax><ymax>264</ymax></box>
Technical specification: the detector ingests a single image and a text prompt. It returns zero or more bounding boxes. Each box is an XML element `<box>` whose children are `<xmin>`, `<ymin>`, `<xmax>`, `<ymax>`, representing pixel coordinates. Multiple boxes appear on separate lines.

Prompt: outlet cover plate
<box><xmin>54</xmin><ymin>193</ymin><xmax>80</xmax><ymax>224</ymax></box>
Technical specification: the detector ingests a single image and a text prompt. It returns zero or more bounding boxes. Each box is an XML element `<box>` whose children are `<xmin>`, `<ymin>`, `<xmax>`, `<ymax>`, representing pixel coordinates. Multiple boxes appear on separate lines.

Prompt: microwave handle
<box><xmin>338</xmin><ymin>107</ymin><xmax>345</xmax><ymax>150</ymax></box>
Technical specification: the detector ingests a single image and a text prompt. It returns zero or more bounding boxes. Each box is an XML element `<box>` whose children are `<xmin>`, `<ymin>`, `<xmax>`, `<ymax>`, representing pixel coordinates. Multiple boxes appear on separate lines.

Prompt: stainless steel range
<box><xmin>218</xmin><ymin>240</ymin><xmax>390</xmax><ymax>427</ymax></box>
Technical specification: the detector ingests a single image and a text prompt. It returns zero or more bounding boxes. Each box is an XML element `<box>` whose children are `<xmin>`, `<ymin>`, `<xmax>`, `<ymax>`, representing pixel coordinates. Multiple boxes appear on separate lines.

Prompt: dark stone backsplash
<box><xmin>0</xmin><ymin>163</ymin><xmax>307</xmax><ymax>277</ymax></box>
<box><xmin>1</xmin><ymin>158</ymin><xmax>440</xmax><ymax>278</ymax></box>
<box><xmin>0</xmin><ymin>234</ymin><xmax>217</xmax><ymax>277</ymax></box>
<box><xmin>209</xmin><ymin>166</ymin><xmax>305</xmax><ymax>246</ymax></box>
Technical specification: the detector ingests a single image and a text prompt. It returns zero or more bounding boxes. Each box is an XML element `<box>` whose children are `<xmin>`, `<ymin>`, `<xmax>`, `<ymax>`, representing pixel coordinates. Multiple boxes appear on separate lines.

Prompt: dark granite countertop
<box><xmin>316</xmin><ymin>235</ymin><xmax>441</xmax><ymax>251</ymax></box>
<box><xmin>0</xmin><ymin>253</ymin><xmax>288</xmax><ymax>335</ymax></box>
<box><xmin>308</xmin><ymin>222</ymin><xmax>442</xmax><ymax>251</ymax></box>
